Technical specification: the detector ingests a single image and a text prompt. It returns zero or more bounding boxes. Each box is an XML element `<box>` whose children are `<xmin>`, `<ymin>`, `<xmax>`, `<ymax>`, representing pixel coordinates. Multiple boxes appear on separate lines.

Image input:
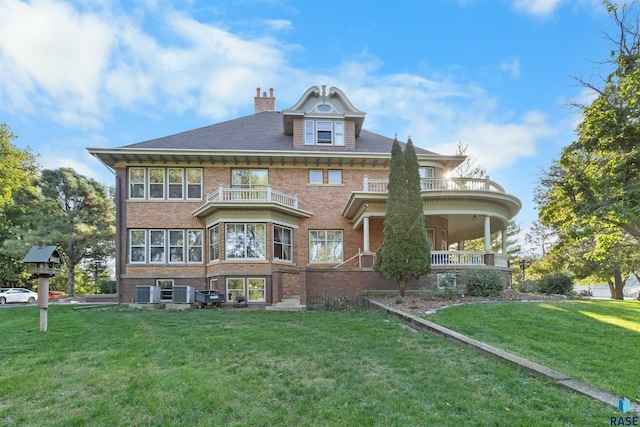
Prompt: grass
<box><xmin>0</xmin><ymin>304</ymin><xmax>619</xmax><ymax>426</ymax></box>
<box><xmin>426</xmin><ymin>299</ymin><xmax>640</xmax><ymax>402</ymax></box>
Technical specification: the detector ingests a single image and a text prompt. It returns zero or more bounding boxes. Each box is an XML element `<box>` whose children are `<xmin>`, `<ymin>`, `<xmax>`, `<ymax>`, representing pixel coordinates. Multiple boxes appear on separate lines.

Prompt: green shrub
<box><xmin>459</xmin><ymin>269</ymin><xmax>505</xmax><ymax>297</ymax></box>
<box><xmin>538</xmin><ymin>273</ymin><xmax>573</xmax><ymax>295</ymax></box>
<box><xmin>517</xmin><ymin>280</ymin><xmax>539</xmax><ymax>294</ymax></box>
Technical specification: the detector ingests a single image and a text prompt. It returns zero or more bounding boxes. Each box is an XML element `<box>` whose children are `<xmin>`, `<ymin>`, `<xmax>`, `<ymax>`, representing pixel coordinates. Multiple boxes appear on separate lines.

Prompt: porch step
<box><xmin>265</xmin><ymin>295</ymin><xmax>306</xmax><ymax>311</ymax></box>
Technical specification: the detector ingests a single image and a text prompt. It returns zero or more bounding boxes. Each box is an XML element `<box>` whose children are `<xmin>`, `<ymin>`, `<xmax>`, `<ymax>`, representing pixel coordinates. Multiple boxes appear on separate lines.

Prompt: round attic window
<box><xmin>316</xmin><ymin>103</ymin><xmax>332</xmax><ymax>112</ymax></box>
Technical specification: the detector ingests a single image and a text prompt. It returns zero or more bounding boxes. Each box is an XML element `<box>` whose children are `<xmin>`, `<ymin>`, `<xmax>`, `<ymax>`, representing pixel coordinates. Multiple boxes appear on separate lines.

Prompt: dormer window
<box><xmin>304</xmin><ymin>120</ymin><xmax>345</xmax><ymax>146</ymax></box>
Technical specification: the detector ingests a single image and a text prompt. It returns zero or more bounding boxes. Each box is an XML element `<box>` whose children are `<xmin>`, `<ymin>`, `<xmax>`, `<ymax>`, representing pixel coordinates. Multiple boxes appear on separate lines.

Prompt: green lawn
<box><xmin>0</xmin><ymin>305</ymin><xmax>618</xmax><ymax>426</ymax></box>
<box><xmin>427</xmin><ymin>299</ymin><xmax>640</xmax><ymax>402</ymax></box>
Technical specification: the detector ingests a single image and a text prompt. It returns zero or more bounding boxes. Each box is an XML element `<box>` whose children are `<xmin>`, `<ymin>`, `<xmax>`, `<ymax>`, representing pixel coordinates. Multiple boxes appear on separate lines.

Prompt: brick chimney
<box><xmin>254</xmin><ymin>87</ymin><xmax>276</xmax><ymax>114</ymax></box>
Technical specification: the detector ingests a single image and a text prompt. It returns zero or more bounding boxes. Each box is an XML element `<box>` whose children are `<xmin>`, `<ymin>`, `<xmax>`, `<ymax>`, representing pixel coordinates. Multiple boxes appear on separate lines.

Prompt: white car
<box><xmin>0</xmin><ymin>288</ymin><xmax>38</xmax><ymax>304</ymax></box>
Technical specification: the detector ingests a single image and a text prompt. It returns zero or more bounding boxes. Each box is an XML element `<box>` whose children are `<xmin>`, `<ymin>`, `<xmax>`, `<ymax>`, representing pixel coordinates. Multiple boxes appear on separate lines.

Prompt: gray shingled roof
<box><xmin>123</xmin><ymin>111</ymin><xmax>436</xmax><ymax>155</ymax></box>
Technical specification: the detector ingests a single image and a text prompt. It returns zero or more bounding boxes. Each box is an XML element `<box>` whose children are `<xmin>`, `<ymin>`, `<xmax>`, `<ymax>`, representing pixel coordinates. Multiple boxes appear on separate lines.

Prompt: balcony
<box><xmin>362</xmin><ymin>176</ymin><xmax>506</xmax><ymax>193</ymax></box>
<box><xmin>431</xmin><ymin>251</ymin><xmax>509</xmax><ymax>268</ymax></box>
<box><xmin>192</xmin><ymin>186</ymin><xmax>312</xmax><ymax>219</ymax></box>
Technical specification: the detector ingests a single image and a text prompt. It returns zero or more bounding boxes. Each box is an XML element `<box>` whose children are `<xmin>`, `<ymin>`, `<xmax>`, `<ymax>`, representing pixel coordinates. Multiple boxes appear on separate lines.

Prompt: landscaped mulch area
<box><xmin>371</xmin><ymin>290</ymin><xmax>563</xmax><ymax>316</ymax></box>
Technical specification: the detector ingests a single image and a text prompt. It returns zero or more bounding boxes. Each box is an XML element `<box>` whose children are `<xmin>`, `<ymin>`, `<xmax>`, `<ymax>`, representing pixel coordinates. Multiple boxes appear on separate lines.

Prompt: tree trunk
<box><xmin>611</xmin><ymin>268</ymin><xmax>625</xmax><ymax>300</ymax></box>
<box><xmin>635</xmin><ymin>273</ymin><xmax>640</xmax><ymax>301</ymax></box>
<box><xmin>397</xmin><ymin>278</ymin><xmax>406</xmax><ymax>297</ymax></box>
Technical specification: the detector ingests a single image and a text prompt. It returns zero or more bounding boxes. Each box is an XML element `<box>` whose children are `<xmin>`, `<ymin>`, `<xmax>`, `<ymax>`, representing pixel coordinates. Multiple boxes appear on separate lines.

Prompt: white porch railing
<box><xmin>361</xmin><ymin>176</ymin><xmax>505</xmax><ymax>193</ymax></box>
<box><xmin>431</xmin><ymin>251</ymin><xmax>485</xmax><ymax>266</ymax></box>
<box><xmin>431</xmin><ymin>251</ymin><xmax>509</xmax><ymax>267</ymax></box>
<box><xmin>207</xmin><ymin>186</ymin><xmax>298</xmax><ymax>209</ymax></box>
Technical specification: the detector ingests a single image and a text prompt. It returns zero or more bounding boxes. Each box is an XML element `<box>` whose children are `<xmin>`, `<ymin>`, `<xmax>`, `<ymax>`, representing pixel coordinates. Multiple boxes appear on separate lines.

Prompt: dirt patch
<box><xmin>371</xmin><ymin>290</ymin><xmax>562</xmax><ymax>317</ymax></box>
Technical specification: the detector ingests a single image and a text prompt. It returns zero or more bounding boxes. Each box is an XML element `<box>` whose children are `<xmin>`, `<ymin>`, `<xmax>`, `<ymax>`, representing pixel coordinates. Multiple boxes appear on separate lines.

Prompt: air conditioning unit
<box><xmin>172</xmin><ymin>286</ymin><xmax>195</xmax><ymax>304</ymax></box>
<box><xmin>135</xmin><ymin>286</ymin><xmax>160</xmax><ymax>303</ymax></box>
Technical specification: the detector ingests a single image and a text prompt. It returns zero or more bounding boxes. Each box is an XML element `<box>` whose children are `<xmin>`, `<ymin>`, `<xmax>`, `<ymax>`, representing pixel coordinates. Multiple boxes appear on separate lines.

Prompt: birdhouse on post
<box><xmin>23</xmin><ymin>242</ymin><xmax>62</xmax><ymax>332</ymax></box>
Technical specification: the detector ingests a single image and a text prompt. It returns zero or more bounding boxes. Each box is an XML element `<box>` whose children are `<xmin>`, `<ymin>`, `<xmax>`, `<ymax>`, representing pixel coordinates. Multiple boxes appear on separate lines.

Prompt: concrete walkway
<box><xmin>365</xmin><ymin>298</ymin><xmax>640</xmax><ymax>416</ymax></box>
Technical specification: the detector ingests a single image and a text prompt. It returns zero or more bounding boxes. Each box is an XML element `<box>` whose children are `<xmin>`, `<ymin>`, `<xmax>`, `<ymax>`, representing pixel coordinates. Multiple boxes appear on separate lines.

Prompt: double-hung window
<box><xmin>169</xmin><ymin>230</ymin><xmax>184</xmax><ymax>262</ymax></box>
<box><xmin>209</xmin><ymin>225</ymin><xmax>219</xmax><ymax>262</ymax></box>
<box><xmin>130</xmin><ymin>230</ymin><xmax>146</xmax><ymax>263</ymax></box>
<box><xmin>309</xmin><ymin>230</ymin><xmax>343</xmax><ymax>263</ymax></box>
<box><xmin>225</xmin><ymin>223</ymin><xmax>266</xmax><ymax>260</ymax></box>
<box><xmin>128</xmin><ymin>167</ymin><xmax>202</xmax><ymax>200</ymax></box>
<box><xmin>304</xmin><ymin>120</ymin><xmax>345</xmax><ymax>146</ymax></box>
<box><xmin>273</xmin><ymin>225</ymin><xmax>292</xmax><ymax>261</ymax></box>
<box><xmin>149</xmin><ymin>230</ymin><xmax>166</xmax><ymax>263</ymax></box>
<box><xmin>187</xmin><ymin>230</ymin><xmax>203</xmax><ymax>263</ymax></box>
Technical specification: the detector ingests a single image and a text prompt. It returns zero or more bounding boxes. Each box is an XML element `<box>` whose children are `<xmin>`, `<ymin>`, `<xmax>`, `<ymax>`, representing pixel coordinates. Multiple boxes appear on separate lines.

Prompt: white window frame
<box><xmin>168</xmin><ymin>168</ymin><xmax>184</xmax><ymax>199</ymax></box>
<box><xmin>225</xmin><ymin>223</ymin><xmax>267</xmax><ymax>260</ymax></box>
<box><xmin>441</xmin><ymin>229</ymin><xmax>448</xmax><ymax>251</ymax></box>
<box><xmin>169</xmin><ymin>230</ymin><xmax>184</xmax><ymax>263</ymax></box>
<box><xmin>327</xmin><ymin>170</ymin><xmax>342</xmax><ymax>184</ymax></box>
<box><xmin>309</xmin><ymin>230</ymin><xmax>343</xmax><ymax>263</ymax></box>
<box><xmin>149</xmin><ymin>230</ymin><xmax>166</xmax><ymax>263</ymax></box>
<box><xmin>186</xmin><ymin>168</ymin><xmax>203</xmax><ymax>200</ymax></box>
<box><xmin>427</xmin><ymin>228</ymin><xmax>435</xmax><ymax>250</ymax></box>
<box><xmin>157</xmin><ymin>279</ymin><xmax>174</xmax><ymax>301</ymax></box>
<box><xmin>187</xmin><ymin>230</ymin><xmax>203</xmax><ymax>264</ymax></box>
<box><xmin>129</xmin><ymin>168</ymin><xmax>146</xmax><ymax>199</ymax></box>
<box><xmin>129</xmin><ymin>229</ymin><xmax>146</xmax><ymax>264</ymax></box>
<box><xmin>226</xmin><ymin>277</ymin><xmax>265</xmax><ymax>303</ymax></box>
<box><xmin>309</xmin><ymin>169</ymin><xmax>323</xmax><ymax>184</ymax></box>
<box><xmin>273</xmin><ymin>225</ymin><xmax>293</xmax><ymax>261</ymax></box>
<box><xmin>303</xmin><ymin>120</ymin><xmax>345</xmax><ymax>146</ymax></box>
<box><xmin>209</xmin><ymin>225</ymin><xmax>220</xmax><ymax>262</ymax></box>
<box><xmin>148</xmin><ymin>168</ymin><xmax>165</xmax><ymax>200</ymax></box>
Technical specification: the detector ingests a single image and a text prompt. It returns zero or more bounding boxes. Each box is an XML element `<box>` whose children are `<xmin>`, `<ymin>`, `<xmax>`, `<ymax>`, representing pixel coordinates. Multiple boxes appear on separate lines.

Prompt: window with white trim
<box><xmin>128</xmin><ymin>229</ymin><xmax>203</xmax><ymax>264</ymax></box>
<box><xmin>129</xmin><ymin>168</ymin><xmax>145</xmax><ymax>199</ymax></box>
<box><xmin>309</xmin><ymin>230</ymin><xmax>343</xmax><ymax>263</ymax></box>
<box><xmin>427</xmin><ymin>228</ymin><xmax>435</xmax><ymax>250</ymax></box>
<box><xmin>309</xmin><ymin>169</ymin><xmax>323</xmax><ymax>184</ymax></box>
<box><xmin>441</xmin><ymin>230</ymin><xmax>448</xmax><ymax>251</ymax></box>
<box><xmin>130</xmin><ymin>230</ymin><xmax>146</xmax><ymax>263</ymax></box>
<box><xmin>304</xmin><ymin>120</ymin><xmax>345</xmax><ymax>146</ymax></box>
<box><xmin>225</xmin><ymin>223</ymin><xmax>266</xmax><ymax>259</ymax></box>
<box><xmin>420</xmin><ymin>167</ymin><xmax>436</xmax><ymax>190</ymax></box>
<box><xmin>127</xmin><ymin>167</ymin><xmax>202</xmax><ymax>200</ymax></box>
<box><xmin>209</xmin><ymin>225</ymin><xmax>219</xmax><ymax>262</ymax></box>
<box><xmin>149</xmin><ymin>230</ymin><xmax>166</xmax><ymax>263</ymax></box>
<box><xmin>226</xmin><ymin>277</ymin><xmax>265</xmax><ymax>303</ymax></box>
<box><xmin>169</xmin><ymin>230</ymin><xmax>184</xmax><ymax>263</ymax></box>
<box><xmin>273</xmin><ymin>225</ymin><xmax>292</xmax><ymax>261</ymax></box>
<box><xmin>327</xmin><ymin>170</ymin><xmax>342</xmax><ymax>184</ymax></box>
<box><xmin>187</xmin><ymin>230</ymin><xmax>203</xmax><ymax>263</ymax></box>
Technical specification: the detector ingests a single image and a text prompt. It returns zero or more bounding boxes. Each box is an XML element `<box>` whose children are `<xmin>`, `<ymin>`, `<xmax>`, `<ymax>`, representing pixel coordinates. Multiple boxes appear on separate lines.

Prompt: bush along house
<box><xmin>88</xmin><ymin>85</ymin><xmax>521</xmax><ymax>308</ymax></box>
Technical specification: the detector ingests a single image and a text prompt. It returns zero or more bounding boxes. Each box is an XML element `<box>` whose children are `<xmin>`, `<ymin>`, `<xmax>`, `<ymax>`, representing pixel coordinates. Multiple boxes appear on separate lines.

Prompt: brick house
<box><xmin>88</xmin><ymin>85</ymin><xmax>521</xmax><ymax>307</ymax></box>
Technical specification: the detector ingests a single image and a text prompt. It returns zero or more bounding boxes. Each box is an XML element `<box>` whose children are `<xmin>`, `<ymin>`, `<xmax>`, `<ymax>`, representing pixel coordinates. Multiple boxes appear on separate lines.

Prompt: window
<box><xmin>427</xmin><ymin>228</ymin><xmax>435</xmax><ymax>250</ymax></box>
<box><xmin>309</xmin><ymin>170</ymin><xmax>323</xmax><ymax>184</ymax></box>
<box><xmin>273</xmin><ymin>225</ymin><xmax>292</xmax><ymax>261</ymax></box>
<box><xmin>327</xmin><ymin>170</ymin><xmax>342</xmax><ymax>184</ymax></box>
<box><xmin>128</xmin><ymin>167</ymin><xmax>202</xmax><ymax>200</ymax></box>
<box><xmin>209</xmin><ymin>278</ymin><xmax>218</xmax><ymax>291</ymax></box>
<box><xmin>309</xmin><ymin>230</ymin><xmax>343</xmax><ymax>263</ymax></box>
<box><xmin>128</xmin><ymin>229</ymin><xmax>203</xmax><ymax>264</ymax></box>
<box><xmin>420</xmin><ymin>167</ymin><xmax>436</xmax><ymax>190</ymax></box>
<box><xmin>304</xmin><ymin>120</ymin><xmax>345</xmax><ymax>145</ymax></box>
<box><xmin>130</xmin><ymin>230</ymin><xmax>146</xmax><ymax>263</ymax></box>
<box><xmin>231</xmin><ymin>169</ymin><xmax>268</xmax><ymax>188</ymax></box>
<box><xmin>129</xmin><ymin>168</ymin><xmax>145</xmax><ymax>199</ymax></box>
<box><xmin>149</xmin><ymin>168</ymin><xmax>165</xmax><ymax>199</ymax></box>
<box><xmin>168</xmin><ymin>168</ymin><xmax>183</xmax><ymax>199</ymax></box>
<box><xmin>187</xmin><ymin>169</ymin><xmax>203</xmax><ymax>199</ymax></box>
<box><xmin>209</xmin><ymin>225</ymin><xmax>219</xmax><ymax>262</ymax></box>
<box><xmin>187</xmin><ymin>230</ymin><xmax>203</xmax><ymax>263</ymax></box>
<box><xmin>225</xmin><ymin>223</ymin><xmax>266</xmax><ymax>259</ymax></box>
<box><xmin>226</xmin><ymin>278</ymin><xmax>265</xmax><ymax>303</ymax></box>
<box><xmin>169</xmin><ymin>230</ymin><xmax>184</xmax><ymax>263</ymax></box>
<box><xmin>149</xmin><ymin>230</ymin><xmax>166</xmax><ymax>263</ymax></box>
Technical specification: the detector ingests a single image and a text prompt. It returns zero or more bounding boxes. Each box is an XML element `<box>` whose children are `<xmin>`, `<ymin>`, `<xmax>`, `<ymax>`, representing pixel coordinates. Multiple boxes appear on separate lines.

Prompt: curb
<box><xmin>365</xmin><ymin>298</ymin><xmax>640</xmax><ymax>416</ymax></box>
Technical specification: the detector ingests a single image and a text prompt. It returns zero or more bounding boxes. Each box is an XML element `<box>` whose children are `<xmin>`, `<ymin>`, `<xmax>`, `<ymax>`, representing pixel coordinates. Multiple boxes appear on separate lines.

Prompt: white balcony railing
<box><xmin>207</xmin><ymin>186</ymin><xmax>298</xmax><ymax>209</ymax></box>
<box><xmin>361</xmin><ymin>176</ymin><xmax>505</xmax><ymax>193</ymax></box>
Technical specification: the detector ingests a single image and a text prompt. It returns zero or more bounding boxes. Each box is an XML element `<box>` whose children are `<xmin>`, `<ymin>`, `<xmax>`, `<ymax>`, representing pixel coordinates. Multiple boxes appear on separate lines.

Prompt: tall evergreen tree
<box><xmin>374</xmin><ymin>138</ymin><xmax>431</xmax><ymax>296</ymax></box>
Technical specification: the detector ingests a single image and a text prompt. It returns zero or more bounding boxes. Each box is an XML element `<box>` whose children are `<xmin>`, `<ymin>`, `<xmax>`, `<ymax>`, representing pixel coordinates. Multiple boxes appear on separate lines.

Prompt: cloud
<box><xmin>512</xmin><ymin>0</ymin><xmax>564</xmax><ymax>17</ymax></box>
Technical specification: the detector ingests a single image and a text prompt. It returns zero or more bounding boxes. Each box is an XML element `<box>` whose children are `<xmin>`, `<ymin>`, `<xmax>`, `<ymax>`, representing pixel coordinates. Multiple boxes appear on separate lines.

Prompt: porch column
<box><xmin>501</xmin><ymin>227</ymin><xmax>507</xmax><ymax>254</ymax></box>
<box><xmin>484</xmin><ymin>215</ymin><xmax>491</xmax><ymax>251</ymax></box>
<box><xmin>363</xmin><ymin>216</ymin><xmax>370</xmax><ymax>252</ymax></box>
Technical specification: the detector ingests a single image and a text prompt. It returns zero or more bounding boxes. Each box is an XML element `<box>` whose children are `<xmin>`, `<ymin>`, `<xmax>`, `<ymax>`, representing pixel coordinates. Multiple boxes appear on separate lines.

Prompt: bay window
<box><xmin>225</xmin><ymin>223</ymin><xmax>266</xmax><ymax>259</ymax></box>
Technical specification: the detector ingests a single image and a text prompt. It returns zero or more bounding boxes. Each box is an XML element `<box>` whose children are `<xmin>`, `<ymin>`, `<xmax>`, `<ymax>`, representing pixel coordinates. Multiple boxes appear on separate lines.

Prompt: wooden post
<box><xmin>37</xmin><ymin>276</ymin><xmax>49</xmax><ymax>332</ymax></box>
